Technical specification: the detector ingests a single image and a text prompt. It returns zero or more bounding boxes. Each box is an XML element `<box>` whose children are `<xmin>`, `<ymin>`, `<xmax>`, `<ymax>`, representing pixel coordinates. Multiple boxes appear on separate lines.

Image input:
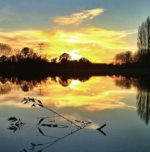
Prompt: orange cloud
<box><xmin>0</xmin><ymin>27</ymin><xmax>137</xmax><ymax>63</ymax></box>
<box><xmin>0</xmin><ymin>30</ymin><xmax>49</xmax><ymax>48</ymax></box>
<box><xmin>53</xmin><ymin>8</ymin><xmax>104</xmax><ymax>25</ymax></box>
<box><xmin>43</xmin><ymin>27</ymin><xmax>137</xmax><ymax>62</ymax></box>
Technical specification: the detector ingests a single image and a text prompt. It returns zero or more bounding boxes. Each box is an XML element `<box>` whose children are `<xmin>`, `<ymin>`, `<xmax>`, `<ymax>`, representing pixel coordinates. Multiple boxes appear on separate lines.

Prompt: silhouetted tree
<box><xmin>79</xmin><ymin>57</ymin><xmax>91</xmax><ymax>63</ymax></box>
<box><xmin>138</xmin><ymin>17</ymin><xmax>150</xmax><ymax>51</ymax></box>
<box><xmin>115</xmin><ymin>51</ymin><xmax>132</xmax><ymax>64</ymax></box>
<box><xmin>51</xmin><ymin>57</ymin><xmax>57</xmax><ymax>63</ymax></box>
<box><xmin>38</xmin><ymin>42</ymin><xmax>45</xmax><ymax>52</ymax></box>
<box><xmin>137</xmin><ymin>17</ymin><xmax>150</xmax><ymax>63</ymax></box>
<box><xmin>0</xmin><ymin>55</ymin><xmax>7</xmax><ymax>62</ymax></box>
<box><xmin>0</xmin><ymin>46</ymin><xmax>48</xmax><ymax>65</ymax></box>
<box><xmin>21</xmin><ymin>47</ymin><xmax>30</xmax><ymax>56</ymax></box>
<box><xmin>59</xmin><ymin>53</ymin><xmax>71</xmax><ymax>63</ymax></box>
<box><xmin>10</xmin><ymin>55</ymin><xmax>17</xmax><ymax>62</ymax></box>
<box><xmin>0</xmin><ymin>43</ymin><xmax>12</xmax><ymax>56</ymax></box>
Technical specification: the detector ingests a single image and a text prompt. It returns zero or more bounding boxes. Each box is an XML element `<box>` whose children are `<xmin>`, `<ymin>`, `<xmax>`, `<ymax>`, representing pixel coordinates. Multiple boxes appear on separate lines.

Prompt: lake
<box><xmin>0</xmin><ymin>75</ymin><xmax>150</xmax><ymax>152</ymax></box>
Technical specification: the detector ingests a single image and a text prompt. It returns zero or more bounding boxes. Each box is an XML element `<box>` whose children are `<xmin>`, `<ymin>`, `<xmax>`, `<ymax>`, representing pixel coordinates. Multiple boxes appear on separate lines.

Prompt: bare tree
<box><xmin>37</xmin><ymin>42</ymin><xmax>45</xmax><ymax>54</ymax></box>
<box><xmin>0</xmin><ymin>43</ymin><xmax>12</xmax><ymax>56</ymax></box>
<box><xmin>137</xmin><ymin>17</ymin><xmax>150</xmax><ymax>62</ymax></box>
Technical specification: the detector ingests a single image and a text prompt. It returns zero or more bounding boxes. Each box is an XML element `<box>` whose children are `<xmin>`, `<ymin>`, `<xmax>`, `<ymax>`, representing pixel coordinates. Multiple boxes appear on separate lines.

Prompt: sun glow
<box><xmin>66</xmin><ymin>37</ymin><xmax>80</xmax><ymax>43</ymax></box>
<box><xmin>67</xmin><ymin>51</ymin><xmax>82</xmax><ymax>60</ymax></box>
<box><xmin>0</xmin><ymin>27</ymin><xmax>137</xmax><ymax>63</ymax></box>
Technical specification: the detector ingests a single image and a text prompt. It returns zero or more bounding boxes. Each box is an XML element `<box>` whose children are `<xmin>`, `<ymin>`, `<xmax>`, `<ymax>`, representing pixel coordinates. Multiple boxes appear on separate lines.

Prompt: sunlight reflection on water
<box><xmin>0</xmin><ymin>76</ymin><xmax>150</xmax><ymax>152</ymax></box>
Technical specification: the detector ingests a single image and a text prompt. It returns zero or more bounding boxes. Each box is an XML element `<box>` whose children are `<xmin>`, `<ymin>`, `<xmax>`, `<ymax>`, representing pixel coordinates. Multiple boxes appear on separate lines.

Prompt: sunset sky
<box><xmin>0</xmin><ymin>0</ymin><xmax>150</xmax><ymax>63</ymax></box>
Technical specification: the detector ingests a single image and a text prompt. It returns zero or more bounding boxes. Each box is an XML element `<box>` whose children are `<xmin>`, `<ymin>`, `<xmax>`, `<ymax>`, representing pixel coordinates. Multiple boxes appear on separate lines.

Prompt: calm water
<box><xmin>0</xmin><ymin>76</ymin><xmax>150</xmax><ymax>152</ymax></box>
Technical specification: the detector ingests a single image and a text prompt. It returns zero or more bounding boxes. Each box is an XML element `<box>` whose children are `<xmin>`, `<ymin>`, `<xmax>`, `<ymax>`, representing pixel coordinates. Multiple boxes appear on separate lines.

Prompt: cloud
<box><xmin>0</xmin><ymin>30</ymin><xmax>50</xmax><ymax>48</ymax></box>
<box><xmin>0</xmin><ymin>27</ymin><xmax>137</xmax><ymax>63</ymax></box>
<box><xmin>53</xmin><ymin>8</ymin><xmax>104</xmax><ymax>25</ymax></box>
<box><xmin>42</xmin><ymin>27</ymin><xmax>137</xmax><ymax>62</ymax></box>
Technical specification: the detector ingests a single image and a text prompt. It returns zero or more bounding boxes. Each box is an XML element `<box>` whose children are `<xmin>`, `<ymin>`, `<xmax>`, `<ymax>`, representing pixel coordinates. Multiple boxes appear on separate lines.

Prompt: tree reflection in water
<box><xmin>0</xmin><ymin>76</ymin><xmax>47</xmax><ymax>93</ymax></box>
<box><xmin>115</xmin><ymin>76</ymin><xmax>150</xmax><ymax>125</ymax></box>
<box><xmin>0</xmin><ymin>75</ymin><xmax>90</xmax><ymax>93</ymax></box>
<box><xmin>2</xmin><ymin>74</ymin><xmax>150</xmax><ymax>125</ymax></box>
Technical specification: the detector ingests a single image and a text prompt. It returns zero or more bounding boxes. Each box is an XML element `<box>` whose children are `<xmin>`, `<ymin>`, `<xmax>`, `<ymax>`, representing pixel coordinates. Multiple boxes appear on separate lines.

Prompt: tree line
<box><xmin>0</xmin><ymin>44</ymin><xmax>91</xmax><ymax>64</ymax></box>
<box><xmin>1</xmin><ymin>17</ymin><xmax>150</xmax><ymax>66</ymax></box>
<box><xmin>115</xmin><ymin>17</ymin><xmax>150</xmax><ymax>66</ymax></box>
<box><xmin>0</xmin><ymin>46</ymin><xmax>48</xmax><ymax>63</ymax></box>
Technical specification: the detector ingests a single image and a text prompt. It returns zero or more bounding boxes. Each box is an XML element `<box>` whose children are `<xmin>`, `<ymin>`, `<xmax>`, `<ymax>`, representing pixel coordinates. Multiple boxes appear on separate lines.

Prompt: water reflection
<box><xmin>115</xmin><ymin>76</ymin><xmax>150</xmax><ymax>124</ymax></box>
<box><xmin>0</xmin><ymin>77</ymin><xmax>47</xmax><ymax>93</ymax></box>
<box><xmin>7</xmin><ymin>97</ymin><xmax>105</xmax><ymax>152</ymax></box>
<box><xmin>1</xmin><ymin>75</ymin><xmax>150</xmax><ymax>152</ymax></box>
<box><xmin>0</xmin><ymin>76</ymin><xmax>133</xmax><ymax>112</ymax></box>
<box><xmin>1</xmin><ymin>75</ymin><xmax>150</xmax><ymax>125</ymax></box>
<box><xmin>0</xmin><ymin>75</ymin><xmax>91</xmax><ymax>93</ymax></box>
